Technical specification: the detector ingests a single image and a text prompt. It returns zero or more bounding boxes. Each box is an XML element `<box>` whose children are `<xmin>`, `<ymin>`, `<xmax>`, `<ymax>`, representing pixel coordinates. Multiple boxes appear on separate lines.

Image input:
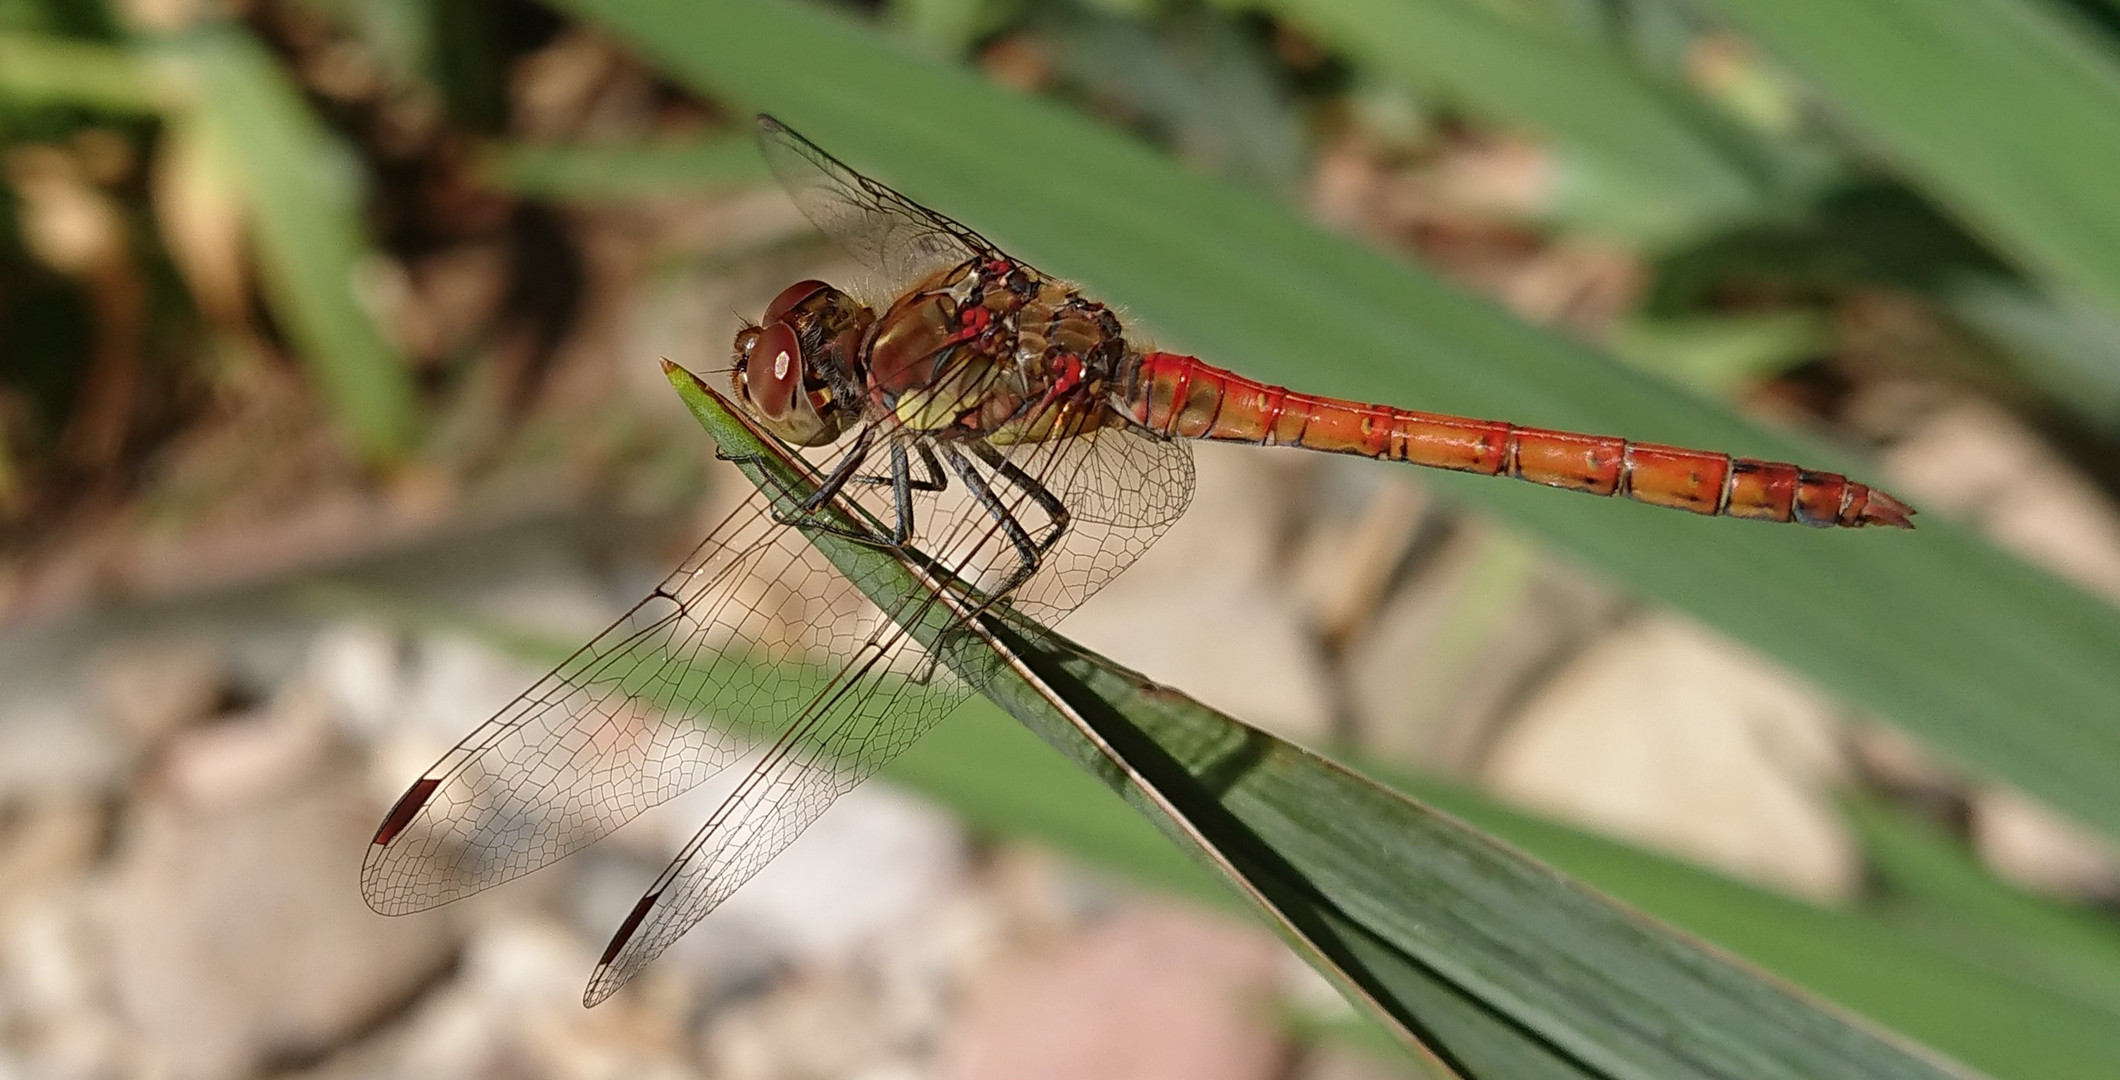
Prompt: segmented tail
<box><xmin>1125</xmin><ymin>352</ymin><xmax>1913</xmax><ymax>529</ymax></box>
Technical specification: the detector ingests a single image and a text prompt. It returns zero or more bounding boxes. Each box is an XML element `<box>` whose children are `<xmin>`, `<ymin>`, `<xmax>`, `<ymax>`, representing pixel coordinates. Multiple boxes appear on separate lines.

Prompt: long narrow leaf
<box><xmin>0</xmin><ymin>32</ymin><xmax>159</xmax><ymax>112</ymax></box>
<box><xmin>1249</xmin><ymin>0</ymin><xmax>1764</xmax><ymax>241</ymax></box>
<box><xmin>1685</xmin><ymin>0</ymin><xmax>2120</xmax><ymax>340</ymax></box>
<box><xmin>476</xmin><ymin>135</ymin><xmax>767</xmax><ymax>200</ymax></box>
<box><xmin>162</xmin><ymin>26</ymin><xmax>420</xmax><ymax>461</ymax></box>
<box><xmin>667</xmin><ymin>363</ymin><xmax>1976</xmax><ymax>1080</ymax></box>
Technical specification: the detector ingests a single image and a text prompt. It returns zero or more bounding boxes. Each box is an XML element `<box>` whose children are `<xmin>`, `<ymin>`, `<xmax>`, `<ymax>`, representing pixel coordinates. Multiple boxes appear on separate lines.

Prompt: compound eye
<box><xmin>744</xmin><ymin>322</ymin><xmax>804</xmax><ymax>421</ymax></box>
<box><xmin>763</xmin><ymin>279</ymin><xmax>831</xmax><ymax>324</ymax></box>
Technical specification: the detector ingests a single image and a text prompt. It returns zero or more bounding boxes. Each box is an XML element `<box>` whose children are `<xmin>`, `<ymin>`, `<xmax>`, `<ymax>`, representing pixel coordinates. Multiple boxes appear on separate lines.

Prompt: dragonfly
<box><xmin>362</xmin><ymin>115</ymin><xmax>1914</xmax><ymax>1007</ymax></box>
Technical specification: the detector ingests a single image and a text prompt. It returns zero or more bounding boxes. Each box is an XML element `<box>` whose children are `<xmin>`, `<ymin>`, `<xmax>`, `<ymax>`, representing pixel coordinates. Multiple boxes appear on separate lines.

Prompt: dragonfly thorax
<box><xmin>859</xmin><ymin>258</ymin><xmax>1135</xmax><ymax>443</ymax></box>
<box><xmin>731</xmin><ymin>279</ymin><xmax>873</xmax><ymax>446</ymax></box>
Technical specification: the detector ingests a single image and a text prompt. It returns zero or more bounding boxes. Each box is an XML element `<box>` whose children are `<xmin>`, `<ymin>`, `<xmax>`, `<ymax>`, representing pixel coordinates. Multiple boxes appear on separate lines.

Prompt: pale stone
<box><xmin>1481</xmin><ymin>615</ymin><xmax>1857</xmax><ymax>900</ymax></box>
<box><xmin>1847</xmin><ymin>723</ymin><xmax>1961</xmax><ymax>800</ymax></box>
<box><xmin>700</xmin><ymin>968</ymin><xmax>913</xmax><ymax>1080</ymax></box>
<box><xmin>939</xmin><ymin>903</ymin><xmax>1286</xmax><ymax>1080</ymax></box>
<box><xmin>4</xmin><ymin>887</ymin><xmax>124</xmax><ymax>1080</ymax></box>
<box><xmin>7</xmin><ymin>892</ymin><xmax>102</xmax><ymax>1018</ymax></box>
<box><xmin>1064</xmin><ymin>442</ymin><xmax>1333</xmax><ymax>737</ymax></box>
<box><xmin>158</xmin><ymin>684</ymin><xmax>335</xmax><ymax>811</ymax></box>
<box><xmin>1344</xmin><ymin>523</ymin><xmax>1621</xmax><ymax>768</ymax></box>
<box><xmin>0</xmin><ymin>695</ymin><xmax>122</xmax><ymax>802</ymax></box>
<box><xmin>463</xmin><ymin>548</ymin><xmax>624</xmax><ymax>643</ymax></box>
<box><xmin>1973</xmin><ymin>788</ymin><xmax>2120</xmax><ymax>899</ymax></box>
<box><xmin>359</xmin><ymin>917</ymin><xmax>701</xmax><ymax>1080</ymax></box>
<box><xmin>90</xmin><ymin>638</ymin><xmax>226</xmax><ymax>749</ymax></box>
<box><xmin>308</xmin><ymin>621</ymin><xmax>407</xmax><ymax>742</ymax></box>
<box><xmin>0</xmin><ymin>796</ymin><xmax>104</xmax><ymax>923</ymax></box>
<box><xmin>394</xmin><ymin>633</ymin><xmax>548</xmax><ymax>747</ymax></box>
<box><xmin>639</xmin><ymin>778</ymin><xmax>969</xmax><ymax>972</ymax></box>
<box><xmin>103</xmin><ymin>699</ymin><xmax>456</xmax><ymax>1080</ymax></box>
<box><xmin>1285</xmin><ymin>472</ymin><xmax>1430</xmax><ymax>647</ymax></box>
<box><xmin>1883</xmin><ymin>398</ymin><xmax>2120</xmax><ymax>603</ymax></box>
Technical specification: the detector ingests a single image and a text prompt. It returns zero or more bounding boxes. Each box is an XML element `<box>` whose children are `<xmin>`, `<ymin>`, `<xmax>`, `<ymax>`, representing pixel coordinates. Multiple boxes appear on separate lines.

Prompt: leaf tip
<box><xmin>662</xmin><ymin>357</ymin><xmax>707</xmax><ymax>393</ymax></box>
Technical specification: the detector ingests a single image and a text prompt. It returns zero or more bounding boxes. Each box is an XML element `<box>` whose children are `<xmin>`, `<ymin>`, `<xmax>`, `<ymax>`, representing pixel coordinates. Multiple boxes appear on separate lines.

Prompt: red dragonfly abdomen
<box><xmin>1125</xmin><ymin>352</ymin><xmax>1913</xmax><ymax>529</ymax></box>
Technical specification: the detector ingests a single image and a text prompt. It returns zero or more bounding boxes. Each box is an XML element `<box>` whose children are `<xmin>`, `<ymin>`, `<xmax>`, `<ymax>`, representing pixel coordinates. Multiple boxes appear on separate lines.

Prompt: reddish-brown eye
<box><xmin>763</xmin><ymin>279</ymin><xmax>830</xmax><ymax>324</ymax></box>
<box><xmin>745</xmin><ymin>322</ymin><xmax>803</xmax><ymax>420</ymax></box>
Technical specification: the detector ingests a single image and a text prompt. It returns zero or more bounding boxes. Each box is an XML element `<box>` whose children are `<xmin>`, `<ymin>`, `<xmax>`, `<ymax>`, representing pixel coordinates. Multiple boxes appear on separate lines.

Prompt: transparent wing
<box><xmin>357</xmin><ymin>480</ymin><xmax>952</xmax><ymax>915</ymax></box>
<box><xmin>579</xmin><ymin>413</ymin><xmax>1195</xmax><ymax>1003</ymax></box>
<box><xmin>364</xmin><ymin>359</ymin><xmax>1199</xmax><ymax>1000</ymax></box>
<box><xmin>584</xmin><ymin>609</ymin><xmax>968</xmax><ymax>1004</ymax></box>
<box><xmin>758</xmin><ymin>114</ymin><xmax>1010</xmax><ymax>286</ymax></box>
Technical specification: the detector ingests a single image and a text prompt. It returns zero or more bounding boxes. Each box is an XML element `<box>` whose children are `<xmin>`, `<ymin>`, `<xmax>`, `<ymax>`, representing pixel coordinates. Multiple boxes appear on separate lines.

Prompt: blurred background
<box><xmin>6</xmin><ymin>0</ymin><xmax>2120</xmax><ymax>1078</ymax></box>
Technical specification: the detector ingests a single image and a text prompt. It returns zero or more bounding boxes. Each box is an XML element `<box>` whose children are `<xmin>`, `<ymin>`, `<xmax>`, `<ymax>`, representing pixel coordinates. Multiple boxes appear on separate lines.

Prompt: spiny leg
<box><xmin>792</xmin><ymin>425</ymin><xmax>875</xmax><ymax>517</ymax></box>
<box><xmin>867</xmin><ymin>442</ymin><xmax>928</xmax><ymax>547</ymax></box>
<box><xmin>942</xmin><ymin>444</ymin><xmax>1050</xmax><ymax>605</ymax></box>
<box><xmin>852</xmin><ymin>440</ymin><xmax>945</xmax><ymax>493</ymax></box>
<box><xmin>968</xmin><ymin>440</ymin><xmax>1070</xmax><ymax>551</ymax></box>
<box><xmin>729</xmin><ymin>426</ymin><xmax>917</xmax><ymax>551</ymax></box>
<box><xmin>717</xmin><ymin>423</ymin><xmax>872</xmax><ymax>518</ymax></box>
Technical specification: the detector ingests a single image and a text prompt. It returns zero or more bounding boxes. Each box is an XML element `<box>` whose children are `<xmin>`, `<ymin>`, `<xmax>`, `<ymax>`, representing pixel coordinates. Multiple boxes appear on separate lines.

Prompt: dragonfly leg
<box><xmin>736</xmin><ymin>428</ymin><xmax>907</xmax><ymax>550</ymax></box>
<box><xmin>852</xmin><ymin>441</ymin><xmax>946</xmax><ymax>493</ymax></box>
<box><xmin>719</xmin><ymin>424</ymin><xmax>872</xmax><ymax>514</ymax></box>
<box><xmin>792</xmin><ymin>427</ymin><xmax>876</xmax><ymax>517</ymax></box>
<box><xmin>869</xmin><ymin>442</ymin><xmax>925</xmax><ymax>547</ymax></box>
<box><xmin>942</xmin><ymin>444</ymin><xmax>1054</xmax><ymax>604</ymax></box>
<box><xmin>756</xmin><ymin>433</ymin><xmax>950</xmax><ymax>552</ymax></box>
<box><xmin>968</xmin><ymin>441</ymin><xmax>1070</xmax><ymax>552</ymax></box>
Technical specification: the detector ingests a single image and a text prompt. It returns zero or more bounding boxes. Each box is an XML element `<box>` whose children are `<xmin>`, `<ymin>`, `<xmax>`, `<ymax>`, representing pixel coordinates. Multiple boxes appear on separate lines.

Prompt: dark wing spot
<box><xmin>600</xmin><ymin>891</ymin><xmax>662</xmax><ymax>966</ymax></box>
<box><xmin>372</xmin><ymin>777</ymin><xmax>440</xmax><ymax>847</ymax></box>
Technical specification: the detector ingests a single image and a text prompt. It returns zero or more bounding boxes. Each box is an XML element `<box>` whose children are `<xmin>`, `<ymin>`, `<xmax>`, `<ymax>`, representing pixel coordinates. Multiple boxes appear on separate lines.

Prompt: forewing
<box><xmin>757</xmin><ymin>114</ymin><xmax>1004</xmax><ymax>286</ymax></box>
<box><xmin>584</xmin><ymin>619</ymin><xmax>965</xmax><ymax>1004</ymax></box>
<box><xmin>574</xmin><ymin>415</ymin><xmax>1197</xmax><ymax>1001</ymax></box>
<box><xmin>358</xmin><ymin>481</ymin><xmax>953</xmax><ymax>915</ymax></box>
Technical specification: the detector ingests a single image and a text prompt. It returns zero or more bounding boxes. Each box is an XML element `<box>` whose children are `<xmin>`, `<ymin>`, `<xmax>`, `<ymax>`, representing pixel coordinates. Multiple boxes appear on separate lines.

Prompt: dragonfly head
<box><xmin>732</xmin><ymin>279</ymin><xmax>871</xmax><ymax>446</ymax></box>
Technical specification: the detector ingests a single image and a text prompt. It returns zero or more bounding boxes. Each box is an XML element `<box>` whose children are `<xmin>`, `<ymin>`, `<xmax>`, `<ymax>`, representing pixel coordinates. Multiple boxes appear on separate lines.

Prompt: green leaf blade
<box><xmin>1253</xmin><ymin>0</ymin><xmax>1763</xmax><ymax>241</ymax></box>
<box><xmin>0</xmin><ymin>31</ymin><xmax>159</xmax><ymax>112</ymax></box>
<box><xmin>171</xmin><ymin>26</ymin><xmax>420</xmax><ymax>462</ymax></box>
<box><xmin>476</xmin><ymin>134</ymin><xmax>767</xmax><ymax>200</ymax></box>
<box><xmin>1687</xmin><ymin>0</ymin><xmax>2120</xmax><ymax>334</ymax></box>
